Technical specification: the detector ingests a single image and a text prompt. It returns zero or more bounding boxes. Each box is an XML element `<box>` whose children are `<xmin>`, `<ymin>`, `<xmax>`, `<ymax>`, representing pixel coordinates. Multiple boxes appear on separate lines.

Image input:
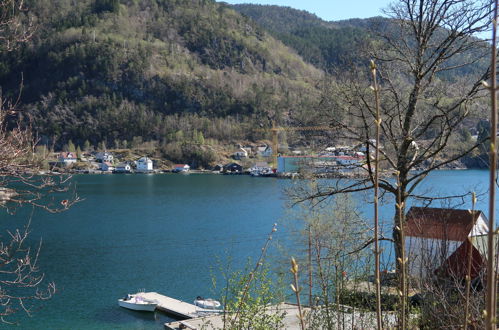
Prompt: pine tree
<box><xmin>76</xmin><ymin>146</ymin><xmax>82</xmax><ymax>160</ymax></box>
<box><xmin>68</xmin><ymin>140</ymin><xmax>76</xmax><ymax>152</ymax></box>
<box><xmin>84</xmin><ymin>140</ymin><xmax>91</xmax><ymax>152</ymax></box>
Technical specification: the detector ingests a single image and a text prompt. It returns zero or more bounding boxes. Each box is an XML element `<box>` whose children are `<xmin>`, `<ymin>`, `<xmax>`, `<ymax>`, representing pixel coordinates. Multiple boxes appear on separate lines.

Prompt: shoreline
<box><xmin>39</xmin><ymin>167</ymin><xmax>487</xmax><ymax>180</ymax></box>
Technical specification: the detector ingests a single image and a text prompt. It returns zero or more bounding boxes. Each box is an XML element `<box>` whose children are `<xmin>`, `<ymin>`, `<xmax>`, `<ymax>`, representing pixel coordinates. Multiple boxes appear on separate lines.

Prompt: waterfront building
<box><xmin>100</xmin><ymin>161</ymin><xmax>115</xmax><ymax>172</ymax></box>
<box><xmin>136</xmin><ymin>157</ymin><xmax>153</xmax><ymax>172</ymax></box>
<box><xmin>211</xmin><ymin>164</ymin><xmax>224</xmax><ymax>172</ymax></box>
<box><xmin>223</xmin><ymin>163</ymin><xmax>242</xmax><ymax>173</ymax></box>
<box><xmin>58</xmin><ymin>152</ymin><xmax>77</xmax><ymax>166</ymax></box>
<box><xmin>172</xmin><ymin>164</ymin><xmax>190</xmax><ymax>173</ymax></box>
<box><xmin>276</xmin><ymin>155</ymin><xmax>365</xmax><ymax>173</ymax></box>
<box><xmin>404</xmin><ymin>207</ymin><xmax>488</xmax><ymax>281</ymax></box>
<box><xmin>114</xmin><ymin>163</ymin><xmax>132</xmax><ymax>173</ymax></box>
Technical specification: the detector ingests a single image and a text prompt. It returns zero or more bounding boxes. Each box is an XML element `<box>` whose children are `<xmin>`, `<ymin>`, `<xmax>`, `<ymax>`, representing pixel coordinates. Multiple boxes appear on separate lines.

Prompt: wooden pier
<box><xmin>164</xmin><ymin>303</ymin><xmax>309</xmax><ymax>330</ymax></box>
<box><xmin>132</xmin><ymin>292</ymin><xmax>220</xmax><ymax>319</ymax></box>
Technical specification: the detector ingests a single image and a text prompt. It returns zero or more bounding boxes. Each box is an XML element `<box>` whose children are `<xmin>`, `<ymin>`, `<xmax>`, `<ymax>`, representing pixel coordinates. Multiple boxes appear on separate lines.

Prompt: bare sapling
<box><xmin>370</xmin><ymin>59</ymin><xmax>383</xmax><ymax>330</ymax></box>
<box><xmin>464</xmin><ymin>192</ymin><xmax>477</xmax><ymax>329</ymax></box>
<box><xmin>229</xmin><ymin>223</ymin><xmax>278</xmax><ymax>327</ymax></box>
<box><xmin>486</xmin><ymin>1</ymin><xmax>498</xmax><ymax>328</ymax></box>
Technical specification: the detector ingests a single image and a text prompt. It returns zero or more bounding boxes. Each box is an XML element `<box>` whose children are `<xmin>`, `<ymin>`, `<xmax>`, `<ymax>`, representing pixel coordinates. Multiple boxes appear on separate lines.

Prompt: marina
<box><xmin>122</xmin><ymin>292</ymin><xmax>222</xmax><ymax>319</ymax></box>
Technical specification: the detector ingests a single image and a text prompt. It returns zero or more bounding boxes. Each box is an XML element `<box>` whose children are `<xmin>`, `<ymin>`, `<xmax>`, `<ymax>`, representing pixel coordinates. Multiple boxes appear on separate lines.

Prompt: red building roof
<box><xmin>436</xmin><ymin>239</ymin><xmax>485</xmax><ymax>280</ymax></box>
<box><xmin>405</xmin><ymin>207</ymin><xmax>484</xmax><ymax>241</ymax></box>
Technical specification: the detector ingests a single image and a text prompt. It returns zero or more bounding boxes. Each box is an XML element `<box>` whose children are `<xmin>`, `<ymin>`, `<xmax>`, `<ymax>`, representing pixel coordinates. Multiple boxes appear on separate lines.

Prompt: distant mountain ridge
<box><xmin>231</xmin><ymin>4</ymin><xmax>376</xmax><ymax>70</ymax></box>
<box><xmin>231</xmin><ymin>3</ymin><xmax>487</xmax><ymax>77</ymax></box>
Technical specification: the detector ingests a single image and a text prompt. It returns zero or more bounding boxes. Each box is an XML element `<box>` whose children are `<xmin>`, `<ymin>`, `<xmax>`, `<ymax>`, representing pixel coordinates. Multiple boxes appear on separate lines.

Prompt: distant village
<box><xmin>50</xmin><ymin>142</ymin><xmax>370</xmax><ymax>177</ymax></box>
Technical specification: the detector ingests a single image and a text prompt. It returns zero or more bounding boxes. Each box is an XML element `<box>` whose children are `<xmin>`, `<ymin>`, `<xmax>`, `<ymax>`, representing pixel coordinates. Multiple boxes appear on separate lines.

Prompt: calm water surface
<box><xmin>1</xmin><ymin>170</ymin><xmax>492</xmax><ymax>329</ymax></box>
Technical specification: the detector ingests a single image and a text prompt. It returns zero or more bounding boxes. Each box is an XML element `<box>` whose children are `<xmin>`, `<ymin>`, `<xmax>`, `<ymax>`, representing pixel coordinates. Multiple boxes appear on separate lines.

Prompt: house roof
<box><xmin>436</xmin><ymin>239</ymin><xmax>485</xmax><ymax>280</ymax></box>
<box><xmin>60</xmin><ymin>152</ymin><xmax>76</xmax><ymax>158</ymax></box>
<box><xmin>224</xmin><ymin>163</ymin><xmax>242</xmax><ymax>170</ymax></box>
<box><xmin>96</xmin><ymin>151</ymin><xmax>112</xmax><ymax>156</ymax></box>
<box><xmin>405</xmin><ymin>207</ymin><xmax>486</xmax><ymax>241</ymax></box>
<box><xmin>174</xmin><ymin>164</ymin><xmax>189</xmax><ymax>168</ymax></box>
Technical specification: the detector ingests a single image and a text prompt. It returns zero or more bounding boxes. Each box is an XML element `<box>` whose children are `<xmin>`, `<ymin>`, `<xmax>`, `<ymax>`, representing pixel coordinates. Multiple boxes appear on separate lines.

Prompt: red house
<box><xmin>404</xmin><ymin>207</ymin><xmax>488</xmax><ymax>280</ymax></box>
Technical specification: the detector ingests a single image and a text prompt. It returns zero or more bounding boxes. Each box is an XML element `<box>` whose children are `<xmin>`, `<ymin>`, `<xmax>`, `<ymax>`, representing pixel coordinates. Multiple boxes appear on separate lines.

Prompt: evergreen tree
<box><xmin>76</xmin><ymin>146</ymin><xmax>82</xmax><ymax>160</ymax></box>
<box><xmin>97</xmin><ymin>141</ymin><xmax>107</xmax><ymax>151</ymax></box>
<box><xmin>83</xmin><ymin>140</ymin><xmax>91</xmax><ymax>152</ymax></box>
<box><xmin>198</xmin><ymin>131</ymin><xmax>205</xmax><ymax>145</ymax></box>
<box><xmin>68</xmin><ymin>140</ymin><xmax>76</xmax><ymax>152</ymax></box>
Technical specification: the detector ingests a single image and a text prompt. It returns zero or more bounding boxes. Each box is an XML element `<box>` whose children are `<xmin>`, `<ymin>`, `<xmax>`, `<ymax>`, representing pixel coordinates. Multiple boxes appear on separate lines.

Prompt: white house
<box><xmin>404</xmin><ymin>207</ymin><xmax>488</xmax><ymax>279</ymax></box>
<box><xmin>257</xmin><ymin>144</ymin><xmax>273</xmax><ymax>158</ymax></box>
<box><xmin>136</xmin><ymin>157</ymin><xmax>153</xmax><ymax>172</ymax></box>
<box><xmin>173</xmin><ymin>164</ymin><xmax>190</xmax><ymax>173</ymax></box>
<box><xmin>114</xmin><ymin>163</ymin><xmax>132</xmax><ymax>173</ymax></box>
<box><xmin>58</xmin><ymin>152</ymin><xmax>77</xmax><ymax>166</ymax></box>
<box><xmin>95</xmin><ymin>151</ymin><xmax>114</xmax><ymax>163</ymax></box>
<box><xmin>233</xmin><ymin>147</ymin><xmax>248</xmax><ymax>160</ymax></box>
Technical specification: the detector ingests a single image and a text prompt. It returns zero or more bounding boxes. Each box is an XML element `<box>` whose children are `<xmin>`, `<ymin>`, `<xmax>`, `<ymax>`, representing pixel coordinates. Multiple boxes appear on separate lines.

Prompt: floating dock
<box><xmin>164</xmin><ymin>303</ymin><xmax>308</xmax><ymax>330</ymax></box>
<box><xmin>132</xmin><ymin>292</ymin><xmax>220</xmax><ymax>319</ymax></box>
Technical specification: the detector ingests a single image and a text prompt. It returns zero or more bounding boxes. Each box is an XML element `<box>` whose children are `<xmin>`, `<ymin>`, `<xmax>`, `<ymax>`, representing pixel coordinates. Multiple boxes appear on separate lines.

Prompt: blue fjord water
<box><xmin>0</xmin><ymin>170</ymin><xmax>491</xmax><ymax>329</ymax></box>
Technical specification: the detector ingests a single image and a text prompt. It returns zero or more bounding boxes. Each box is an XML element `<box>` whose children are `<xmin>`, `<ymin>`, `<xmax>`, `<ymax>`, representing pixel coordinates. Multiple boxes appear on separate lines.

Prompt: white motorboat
<box><xmin>118</xmin><ymin>294</ymin><xmax>158</xmax><ymax>312</ymax></box>
<box><xmin>194</xmin><ymin>296</ymin><xmax>221</xmax><ymax>309</ymax></box>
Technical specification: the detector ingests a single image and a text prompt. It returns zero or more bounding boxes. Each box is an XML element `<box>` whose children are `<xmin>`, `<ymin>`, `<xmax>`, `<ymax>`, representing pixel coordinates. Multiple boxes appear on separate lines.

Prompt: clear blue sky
<box><xmin>218</xmin><ymin>0</ymin><xmax>394</xmax><ymax>21</ymax></box>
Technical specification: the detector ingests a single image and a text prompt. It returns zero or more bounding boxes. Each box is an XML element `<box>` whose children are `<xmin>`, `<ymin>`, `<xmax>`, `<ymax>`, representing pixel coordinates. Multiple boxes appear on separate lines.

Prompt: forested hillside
<box><xmin>0</xmin><ymin>0</ymin><xmax>322</xmax><ymax>150</ymax></box>
<box><xmin>232</xmin><ymin>4</ymin><xmax>371</xmax><ymax>71</ymax></box>
<box><xmin>232</xmin><ymin>4</ymin><xmax>487</xmax><ymax>77</ymax></box>
<box><xmin>0</xmin><ymin>0</ymin><xmax>489</xmax><ymax>164</ymax></box>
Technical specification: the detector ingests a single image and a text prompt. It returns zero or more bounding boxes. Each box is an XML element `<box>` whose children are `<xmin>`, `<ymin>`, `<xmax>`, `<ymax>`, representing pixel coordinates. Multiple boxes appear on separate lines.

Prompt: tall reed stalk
<box><xmin>370</xmin><ymin>60</ymin><xmax>383</xmax><ymax>330</ymax></box>
<box><xmin>290</xmin><ymin>257</ymin><xmax>306</xmax><ymax>330</ymax></box>
<box><xmin>229</xmin><ymin>223</ymin><xmax>277</xmax><ymax>327</ymax></box>
<box><xmin>486</xmin><ymin>3</ymin><xmax>498</xmax><ymax>329</ymax></box>
<box><xmin>464</xmin><ymin>192</ymin><xmax>477</xmax><ymax>329</ymax></box>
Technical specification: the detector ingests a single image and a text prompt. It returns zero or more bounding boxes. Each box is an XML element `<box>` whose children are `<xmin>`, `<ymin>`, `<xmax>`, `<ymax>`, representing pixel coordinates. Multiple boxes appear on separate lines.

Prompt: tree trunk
<box><xmin>393</xmin><ymin>183</ymin><xmax>408</xmax><ymax>329</ymax></box>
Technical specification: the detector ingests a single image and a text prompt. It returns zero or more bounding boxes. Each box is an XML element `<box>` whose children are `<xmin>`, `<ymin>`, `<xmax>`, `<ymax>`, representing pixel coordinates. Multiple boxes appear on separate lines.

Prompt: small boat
<box><xmin>193</xmin><ymin>296</ymin><xmax>221</xmax><ymax>309</ymax></box>
<box><xmin>118</xmin><ymin>294</ymin><xmax>158</xmax><ymax>312</ymax></box>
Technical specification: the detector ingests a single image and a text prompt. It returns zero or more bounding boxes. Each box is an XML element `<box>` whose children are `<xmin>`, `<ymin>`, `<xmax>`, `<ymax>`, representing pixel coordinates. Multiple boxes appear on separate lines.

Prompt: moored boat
<box><xmin>193</xmin><ymin>296</ymin><xmax>221</xmax><ymax>309</ymax></box>
<box><xmin>118</xmin><ymin>294</ymin><xmax>158</xmax><ymax>312</ymax></box>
